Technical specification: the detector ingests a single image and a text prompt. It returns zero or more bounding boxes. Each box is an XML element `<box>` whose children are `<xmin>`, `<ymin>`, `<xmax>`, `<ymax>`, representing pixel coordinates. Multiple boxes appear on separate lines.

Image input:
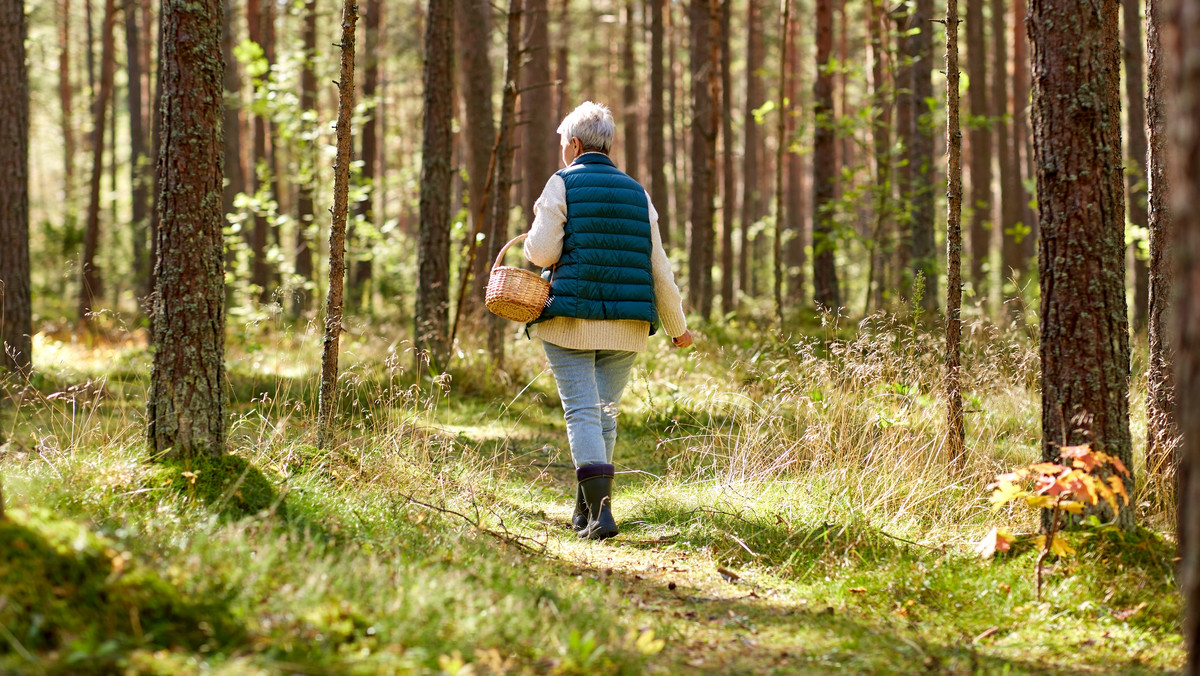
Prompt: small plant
<box><xmin>977</xmin><ymin>444</ymin><xmax>1130</xmax><ymax>599</ymax></box>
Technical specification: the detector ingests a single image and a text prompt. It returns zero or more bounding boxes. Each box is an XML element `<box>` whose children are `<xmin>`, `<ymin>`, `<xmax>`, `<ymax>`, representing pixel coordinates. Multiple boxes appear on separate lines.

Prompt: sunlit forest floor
<box><xmin>0</xmin><ymin>310</ymin><xmax>1184</xmax><ymax>674</ymax></box>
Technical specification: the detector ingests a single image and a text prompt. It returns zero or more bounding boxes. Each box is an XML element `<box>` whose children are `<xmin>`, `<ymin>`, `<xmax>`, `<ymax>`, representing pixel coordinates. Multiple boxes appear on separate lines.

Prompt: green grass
<box><xmin>0</xmin><ymin>314</ymin><xmax>1184</xmax><ymax>673</ymax></box>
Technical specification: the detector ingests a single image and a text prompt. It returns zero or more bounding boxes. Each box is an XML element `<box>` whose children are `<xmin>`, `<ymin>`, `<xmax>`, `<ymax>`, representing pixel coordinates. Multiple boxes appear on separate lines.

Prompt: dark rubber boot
<box><xmin>576</xmin><ymin>464</ymin><xmax>618</xmax><ymax>541</ymax></box>
<box><xmin>571</xmin><ymin>483</ymin><xmax>588</xmax><ymax>532</ymax></box>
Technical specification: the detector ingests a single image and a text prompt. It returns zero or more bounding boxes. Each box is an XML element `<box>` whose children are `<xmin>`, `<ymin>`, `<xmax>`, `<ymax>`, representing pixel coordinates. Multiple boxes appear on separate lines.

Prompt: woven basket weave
<box><xmin>485</xmin><ymin>233</ymin><xmax>551</xmax><ymax>323</ymax></box>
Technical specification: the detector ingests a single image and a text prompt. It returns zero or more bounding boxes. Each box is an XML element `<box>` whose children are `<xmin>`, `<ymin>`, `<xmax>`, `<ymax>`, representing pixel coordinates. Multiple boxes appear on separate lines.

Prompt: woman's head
<box><xmin>558</xmin><ymin>101</ymin><xmax>615</xmax><ymax>165</ymax></box>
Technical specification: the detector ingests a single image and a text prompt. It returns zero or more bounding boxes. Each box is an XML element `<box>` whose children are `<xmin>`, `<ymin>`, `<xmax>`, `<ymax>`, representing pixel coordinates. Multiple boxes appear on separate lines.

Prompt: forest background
<box><xmin>1</xmin><ymin>0</ymin><xmax>1197</xmax><ymax>671</ymax></box>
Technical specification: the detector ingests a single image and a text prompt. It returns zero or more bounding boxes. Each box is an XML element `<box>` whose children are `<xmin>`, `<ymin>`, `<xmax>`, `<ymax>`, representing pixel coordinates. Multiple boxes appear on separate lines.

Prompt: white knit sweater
<box><xmin>522</xmin><ymin>164</ymin><xmax>688</xmax><ymax>353</ymax></box>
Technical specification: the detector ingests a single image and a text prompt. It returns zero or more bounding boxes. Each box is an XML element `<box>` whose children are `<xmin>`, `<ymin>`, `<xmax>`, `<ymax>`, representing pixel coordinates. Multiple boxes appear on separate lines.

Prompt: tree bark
<box><xmin>719</xmin><ymin>0</ymin><xmax>735</xmax><ymax>314</ymax></box>
<box><xmin>457</xmin><ymin>0</ymin><xmax>496</xmax><ymax>309</ymax></box>
<box><xmin>57</xmin><ymin>0</ymin><xmax>75</xmax><ymax>232</ymax></box>
<box><xmin>688</xmin><ymin>0</ymin><xmax>716</xmax><ymax>318</ymax></box>
<box><xmin>966</xmin><ymin>0</ymin><xmax>991</xmax><ymax>307</ymax></box>
<box><xmin>220</xmin><ymin>0</ymin><xmax>245</xmax><ymax>236</ymax></box>
<box><xmin>1124</xmin><ymin>0</ymin><xmax>1150</xmax><ymax>330</ymax></box>
<box><xmin>148</xmin><ymin>0</ymin><xmax>227</xmax><ymax>459</ymax></box>
<box><xmin>945</xmin><ymin>0</ymin><xmax>965</xmax><ymax>468</ymax></box>
<box><xmin>740</xmin><ymin>0</ymin><xmax>764</xmax><ymax>302</ymax></box>
<box><xmin>416</xmin><ymin>0</ymin><xmax>456</xmax><ymax>370</ymax></box>
<box><xmin>1030</xmin><ymin>0</ymin><xmax>1133</xmax><ymax>529</ymax></box>
<box><xmin>649</xmin><ymin>0</ymin><xmax>668</xmax><ymax>261</ymax></box>
<box><xmin>623</xmin><ymin>0</ymin><xmax>641</xmax><ymax>181</ymax></box>
<box><xmin>993</xmin><ymin>0</ymin><xmax>1021</xmax><ymax>320</ymax></box>
<box><xmin>812</xmin><ymin>0</ymin><xmax>839</xmax><ymax>310</ymax></box>
<box><xmin>79</xmin><ymin>0</ymin><xmax>116</xmax><ymax>323</ymax></box>
<box><xmin>350</xmin><ymin>0</ymin><xmax>380</xmax><ymax>310</ymax></box>
<box><xmin>521</xmin><ymin>0</ymin><xmax>555</xmax><ymax>219</ymax></box>
<box><xmin>910</xmin><ymin>0</ymin><xmax>937</xmax><ymax>312</ymax></box>
<box><xmin>127</xmin><ymin>0</ymin><xmax>151</xmax><ymax>307</ymax></box>
<box><xmin>1146</xmin><ymin>0</ymin><xmax>1175</xmax><ymax>482</ymax></box>
<box><xmin>317</xmin><ymin>0</ymin><xmax>358</xmax><ymax>450</ymax></box>
<box><xmin>1</xmin><ymin>0</ymin><xmax>31</xmax><ymax>375</ymax></box>
<box><xmin>893</xmin><ymin>5</ymin><xmax>915</xmax><ymax>299</ymax></box>
<box><xmin>864</xmin><ymin>0</ymin><xmax>892</xmax><ymax>315</ymax></box>
<box><xmin>1010</xmin><ymin>0</ymin><xmax>1036</xmax><ymax>288</ymax></box>
<box><xmin>773</xmin><ymin>0</ymin><xmax>791</xmax><ymax>329</ymax></box>
<box><xmin>246</xmin><ymin>0</ymin><xmax>271</xmax><ymax>301</ymax></box>
<box><xmin>784</xmin><ymin>13</ymin><xmax>804</xmax><ymax>302</ymax></box>
<box><xmin>294</xmin><ymin>0</ymin><xmax>318</xmax><ymax>314</ymax></box>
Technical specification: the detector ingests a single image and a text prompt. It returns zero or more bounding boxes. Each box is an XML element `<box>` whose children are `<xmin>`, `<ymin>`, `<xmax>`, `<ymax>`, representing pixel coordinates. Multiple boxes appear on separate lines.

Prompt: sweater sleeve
<box><xmin>523</xmin><ymin>174</ymin><xmax>568</xmax><ymax>267</ymax></box>
<box><xmin>646</xmin><ymin>191</ymin><xmax>688</xmax><ymax>338</ymax></box>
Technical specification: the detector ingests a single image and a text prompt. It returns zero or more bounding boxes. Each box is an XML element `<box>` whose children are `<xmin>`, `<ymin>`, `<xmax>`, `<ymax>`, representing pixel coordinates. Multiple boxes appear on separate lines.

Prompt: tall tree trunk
<box><xmin>294</xmin><ymin>0</ymin><xmax>318</xmax><ymax>314</ymax></box>
<box><xmin>649</xmin><ymin>0</ymin><xmax>668</xmax><ymax>261</ymax></box>
<box><xmin>773</xmin><ymin>0</ymin><xmax>791</xmax><ymax>328</ymax></box>
<box><xmin>521</xmin><ymin>0</ymin><xmax>554</xmax><ymax>219</ymax></box>
<box><xmin>148</xmin><ymin>0</ymin><xmax>227</xmax><ymax>459</ymax></box>
<box><xmin>1145</xmin><ymin>0</ymin><xmax>1175</xmax><ymax>482</ymax></box>
<box><xmin>966</xmin><ymin>0</ymin><xmax>991</xmax><ymax>307</ymax></box>
<box><xmin>623</xmin><ymin>0</ymin><xmax>641</xmax><ymax>180</ymax></box>
<box><xmin>1011</xmin><ymin>0</ymin><xmax>1035</xmax><ymax>283</ymax></box>
<box><xmin>893</xmin><ymin>5</ymin><xmax>915</xmax><ymax>299</ymax></box>
<box><xmin>945</xmin><ymin>0</ymin><xmax>965</xmax><ymax>467</ymax></box>
<box><xmin>487</xmin><ymin>0</ymin><xmax>524</xmax><ymax>367</ymax></box>
<box><xmin>864</xmin><ymin>0</ymin><xmax>891</xmax><ymax>315</ymax></box>
<box><xmin>127</xmin><ymin>0</ymin><xmax>151</xmax><ymax>307</ymax></box>
<box><xmin>688</xmin><ymin>0</ymin><xmax>716</xmax><ymax>318</ymax></box>
<box><xmin>317</xmin><ymin>0</ymin><xmax>358</xmax><ymax>449</ymax></box>
<box><xmin>994</xmin><ymin>0</ymin><xmax>1021</xmax><ymax>320</ymax></box>
<box><xmin>1029</xmin><ymin>0</ymin><xmax>1133</xmax><ymax>529</ymax></box>
<box><xmin>740</xmin><ymin>0</ymin><xmax>764</xmax><ymax>303</ymax></box>
<box><xmin>812</xmin><ymin>0</ymin><xmax>839</xmax><ymax>310</ymax></box>
<box><xmin>85</xmin><ymin>0</ymin><xmax>96</xmax><ymax>99</ymax></box>
<box><xmin>246</xmin><ymin>0</ymin><xmax>271</xmax><ymax>301</ymax></box>
<box><xmin>148</xmin><ymin>0</ymin><xmax>163</xmax><ymax>307</ymax></box>
<box><xmin>668</xmin><ymin>0</ymin><xmax>684</xmax><ymax>250</ymax></box>
<box><xmin>57</xmin><ymin>0</ymin><xmax>75</xmax><ymax>228</ymax></box>
<box><xmin>79</xmin><ymin>0</ymin><xmax>115</xmax><ymax>323</ymax></box>
<box><xmin>1124</xmin><ymin>0</ymin><xmax>1149</xmax><ymax>330</ymax></box>
<box><xmin>719</xmin><ymin>0</ymin><xmax>735</xmax><ymax>314</ymax></box>
<box><xmin>555</xmin><ymin>0</ymin><xmax>568</xmax><ymax>122</ymax></box>
<box><xmin>784</xmin><ymin>13</ymin><xmax>804</xmax><ymax>302</ymax></box>
<box><xmin>349</xmin><ymin>0</ymin><xmax>380</xmax><ymax>310</ymax></box>
<box><xmin>910</xmin><ymin>0</ymin><xmax>937</xmax><ymax>312</ymax></box>
<box><xmin>457</xmin><ymin>0</ymin><xmax>496</xmax><ymax>310</ymax></box>
<box><xmin>220</xmin><ymin>0</ymin><xmax>245</xmax><ymax>236</ymax></box>
<box><xmin>416</xmin><ymin>0</ymin><xmax>456</xmax><ymax>370</ymax></box>
<box><xmin>1</xmin><ymin>0</ymin><xmax>31</xmax><ymax>375</ymax></box>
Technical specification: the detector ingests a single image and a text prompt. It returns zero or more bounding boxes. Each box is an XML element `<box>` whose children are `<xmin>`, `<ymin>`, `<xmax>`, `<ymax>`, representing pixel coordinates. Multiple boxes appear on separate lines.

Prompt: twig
<box><xmin>402</xmin><ymin>492</ymin><xmax>545</xmax><ymax>553</ymax></box>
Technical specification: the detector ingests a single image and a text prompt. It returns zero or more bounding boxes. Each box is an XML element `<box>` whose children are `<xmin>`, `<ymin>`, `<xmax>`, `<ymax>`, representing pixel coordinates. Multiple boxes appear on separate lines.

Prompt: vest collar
<box><xmin>570</xmin><ymin>152</ymin><xmax>615</xmax><ymax>167</ymax></box>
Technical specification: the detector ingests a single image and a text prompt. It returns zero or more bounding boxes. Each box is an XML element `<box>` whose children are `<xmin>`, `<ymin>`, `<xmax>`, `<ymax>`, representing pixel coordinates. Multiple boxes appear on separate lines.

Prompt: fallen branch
<box><xmin>402</xmin><ymin>492</ymin><xmax>546</xmax><ymax>554</ymax></box>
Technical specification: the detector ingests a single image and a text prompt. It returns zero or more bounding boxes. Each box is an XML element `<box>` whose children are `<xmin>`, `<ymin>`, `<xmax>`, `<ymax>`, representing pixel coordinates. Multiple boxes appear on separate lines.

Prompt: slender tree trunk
<box><xmin>220</xmin><ymin>0</ymin><xmax>245</xmax><ymax>235</ymax></box>
<box><xmin>555</xmin><ymin>0</ymin><xmax>568</xmax><ymax>122</ymax></box>
<box><xmin>945</xmin><ymin>0</ymin><xmax>965</xmax><ymax>468</ymax></box>
<box><xmin>1030</xmin><ymin>0</ymin><xmax>1133</xmax><ymax>529</ymax></box>
<box><xmin>264</xmin><ymin>0</ymin><xmax>281</xmax><ymax>294</ymax></box>
<box><xmin>317</xmin><ymin>1</ymin><xmax>357</xmax><ymax>449</ymax></box>
<box><xmin>148</xmin><ymin>0</ymin><xmax>163</xmax><ymax>308</ymax></box>
<box><xmin>148</xmin><ymin>0</ymin><xmax>227</xmax><ymax>459</ymax></box>
<box><xmin>127</xmin><ymin>0</ymin><xmax>151</xmax><ymax>307</ymax></box>
<box><xmin>294</xmin><ymin>0</ymin><xmax>318</xmax><ymax>314</ymax></box>
<box><xmin>994</xmin><ymin>0</ymin><xmax>1021</xmax><ymax>319</ymax></box>
<box><xmin>649</xmin><ymin>0</ymin><xmax>668</xmax><ymax>258</ymax></box>
<box><xmin>349</xmin><ymin>0</ymin><xmax>379</xmax><ymax>310</ymax></box>
<box><xmin>246</xmin><ymin>0</ymin><xmax>270</xmax><ymax>301</ymax></box>
<box><xmin>688</xmin><ymin>0</ymin><xmax>716</xmax><ymax>318</ymax></box>
<box><xmin>1145</xmin><ymin>0</ymin><xmax>1175</xmax><ymax>482</ymax></box>
<box><xmin>85</xmin><ymin>0</ymin><xmax>96</xmax><ymax>99</ymax></box>
<box><xmin>773</xmin><ymin>0</ymin><xmax>791</xmax><ymax>329</ymax></box>
<box><xmin>57</xmin><ymin>0</ymin><xmax>75</xmax><ymax>228</ymax></box>
<box><xmin>668</xmin><ymin>0</ymin><xmax>684</xmax><ymax>250</ymax></box>
<box><xmin>966</xmin><ymin>0</ymin><xmax>991</xmax><ymax>308</ymax></box>
<box><xmin>1011</xmin><ymin>0</ymin><xmax>1035</xmax><ymax>282</ymax></box>
<box><xmin>623</xmin><ymin>0</ymin><xmax>641</xmax><ymax>180</ymax></box>
<box><xmin>864</xmin><ymin>0</ymin><xmax>891</xmax><ymax>315</ymax></box>
<box><xmin>457</xmin><ymin>0</ymin><xmax>496</xmax><ymax>309</ymax></box>
<box><xmin>784</xmin><ymin>13</ymin><xmax>804</xmax><ymax>301</ymax></box>
<box><xmin>893</xmin><ymin>5</ymin><xmax>915</xmax><ymax>299</ymax></box>
<box><xmin>910</xmin><ymin>0</ymin><xmax>937</xmax><ymax>312</ymax></box>
<box><xmin>740</xmin><ymin>0</ymin><xmax>764</xmax><ymax>302</ymax></box>
<box><xmin>521</xmin><ymin>0</ymin><xmax>554</xmax><ymax>218</ymax></box>
<box><xmin>1</xmin><ymin>0</ymin><xmax>31</xmax><ymax>375</ymax></box>
<box><xmin>1172</xmin><ymin>1</ymin><xmax>1200</xmax><ymax>666</ymax></box>
<box><xmin>812</xmin><ymin>0</ymin><xmax>839</xmax><ymax>310</ymax></box>
<box><xmin>79</xmin><ymin>0</ymin><xmax>114</xmax><ymax>323</ymax></box>
<box><xmin>1124</xmin><ymin>0</ymin><xmax>1150</xmax><ymax>330</ymax></box>
<box><xmin>719</xmin><ymin>0</ymin><xmax>735</xmax><ymax>314</ymax></box>
<box><xmin>416</xmin><ymin>0</ymin><xmax>456</xmax><ymax>371</ymax></box>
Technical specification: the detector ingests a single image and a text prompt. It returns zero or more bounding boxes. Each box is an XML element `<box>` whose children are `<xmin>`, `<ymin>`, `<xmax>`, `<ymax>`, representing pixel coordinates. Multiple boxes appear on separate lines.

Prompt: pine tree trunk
<box><xmin>688</xmin><ymin>0</ymin><xmax>716</xmax><ymax>318</ymax></box>
<box><xmin>148</xmin><ymin>0</ymin><xmax>227</xmax><ymax>459</ymax></box>
<box><xmin>719</xmin><ymin>0</ymin><xmax>735</xmax><ymax>314</ymax></box>
<box><xmin>1124</xmin><ymin>0</ymin><xmax>1149</xmax><ymax>331</ymax></box>
<box><xmin>416</xmin><ymin>0</ymin><xmax>456</xmax><ymax>371</ymax></box>
<box><xmin>1030</xmin><ymin>0</ymin><xmax>1133</xmax><ymax>529</ymax></box>
<box><xmin>294</xmin><ymin>0</ymin><xmax>318</xmax><ymax>314</ymax></box>
<box><xmin>349</xmin><ymin>0</ymin><xmax>380</xmax><ymax>310</ymax></box>
<box><xmin>317</xmin><ymin>1</ymin><xmax>358</xmax><ymax>450</ymax></box>
<box><xmin>1</xmin><ymin>0</ymin><xmax>31</xmax><ymax>375</ymax></box>
<box><xmin>945</xmin><ymin>0</ymin><xmax>965</xmax><ymax>467</ymax></box>
<box><xmin>1172</xmin><ymin>0</ymin><xmax>1200</xmax><ymax>665</ymax></box>
<box><xmin>864</xmin><ymin>0</ymin><xmax>892</xmax><ymax>315</ymax></box>
<box><xmin>57</xmin><ymin>0</ymin><xmax>75</xmax><ymax>230</ymax></box>
<box><xmin>458</xmin><ymin>0</ymin><xmax>496</xmax><ymax>309</ymax></box>
<box><xmin>649</xmin><ymin>0</ymin><xmax>668</xmax><ymax>256</ymax></box>
<box><xmin>668</xmin><ymin>0</ymin><xmax>685</xmax><ymax>250</ymax></box>
<box><xmin>993</xmin><ymin>0</ymin><xmax>1021</xmax><ymax>320</ymax></box>
<box><xmin>1145</xmin><ymin>0</ymin><xmax>1175</xmax><ymax>482</ymax></box>
<box><xmin>966</xmin><ymin>0</ymin><xmax>991</xmax><ymax>308</ymax></box>
<box><xmin>127</xmin><ymin>1</ymin><xmax>151</xmax><ymax>307</ymax></box>
<box><xmin>784</xmin><ymin>13</ymin><xmax>805</xmax><ymax>302</ymax></box>
<box><xmin>521</xmin><ymin>0</ymin><xmax>554</xmax><ymax>218</ymax></box>
<box><xmin>246</xmin><ymin>0</ymin><xmax>271</xmax><ymax>301</ymax></box>
<box><xmin>79</xmin><ymin>0</ymin><xmax>115</xmax><ymax>324</ymax></box>
<box><xmin>1011</xmin><ymin>0</ymin><xmax>1036</xmax><ymax>281</ymax></box>
<box><xmin>555</xmin><ymin>0</ymin><xmax>568</xmax><ymax>122</ymax></box>
<box><xmin>893</xmin><ymin>5</ymin><xmax>915</xmax><ymax>298</ymax></box>
<box><xmin>910</xmin><ymin>0</ymin><xmax>937</xmax><ymax>312</ymax></box>
<box><xmin>740</xmin><ymin>0</ymin><xmax>764</xmax><ymax>302</ymax></box>
<box><xmin>812</xmin><ymin>0</ymin><xmax>839</xmax><ymax>310</ymax></box>
<box><xmin>773</xmin><ymin>0</ymin><xmax>791</xmax><ymax>328</ymax></box>
<box><xmin>623</xmin><ymin>0</ymin><xmax>641</xmax><ymax>180</ymax></box>
<box><xmin>220</xmin><ymin>0</ymin><xmax>245</xmax><ymax>236</ymax></box>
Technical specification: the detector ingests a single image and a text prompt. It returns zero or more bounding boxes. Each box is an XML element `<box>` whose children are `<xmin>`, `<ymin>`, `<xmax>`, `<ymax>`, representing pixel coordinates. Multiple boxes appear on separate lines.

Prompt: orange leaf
<box><xmin>1029</xmin><ymin>462</ymin><xmax>1068</xmax><ymax>476</ymax></box>
<box><xmin>975</xmin><ymin>527</ymin><xmax>1014</xmax><ymax>559</ymax></box>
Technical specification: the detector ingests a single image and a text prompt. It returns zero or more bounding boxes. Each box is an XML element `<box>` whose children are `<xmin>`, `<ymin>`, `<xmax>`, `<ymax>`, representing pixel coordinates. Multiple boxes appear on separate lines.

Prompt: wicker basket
<box><xmin>485</xmin><ymin>233</ymin><xmax>551</xmax><ymax>323</ymax></box>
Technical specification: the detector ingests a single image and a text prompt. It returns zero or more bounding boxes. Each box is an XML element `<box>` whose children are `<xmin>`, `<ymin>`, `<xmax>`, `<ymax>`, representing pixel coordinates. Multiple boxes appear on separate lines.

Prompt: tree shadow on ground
<box><xmin>0</xmin><ymin>513</ymin><xmax>244</xmax><ymax>673</ymax></box>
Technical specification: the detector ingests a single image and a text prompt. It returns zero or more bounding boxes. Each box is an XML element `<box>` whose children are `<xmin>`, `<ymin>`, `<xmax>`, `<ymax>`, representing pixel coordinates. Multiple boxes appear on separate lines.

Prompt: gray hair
<box><xmin>557</xmin><ymin>101</ymin><xmax>615</xmax><ymax>154</ymax></box>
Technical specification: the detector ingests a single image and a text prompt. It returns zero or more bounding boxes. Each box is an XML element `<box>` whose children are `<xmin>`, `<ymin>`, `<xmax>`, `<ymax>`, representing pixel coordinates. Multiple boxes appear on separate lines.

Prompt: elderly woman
<box><xmin>523</xmin><ymin>101</ymin><xmax>692</xmax><ymax>541</ymax></box>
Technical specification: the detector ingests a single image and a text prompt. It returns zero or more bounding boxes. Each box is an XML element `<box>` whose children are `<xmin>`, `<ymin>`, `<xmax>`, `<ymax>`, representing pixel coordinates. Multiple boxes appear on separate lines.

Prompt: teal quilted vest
<box><xmin>530</xmin><ymin>153</ymin><xmax>659</xmax><ymax>334</ymax></box>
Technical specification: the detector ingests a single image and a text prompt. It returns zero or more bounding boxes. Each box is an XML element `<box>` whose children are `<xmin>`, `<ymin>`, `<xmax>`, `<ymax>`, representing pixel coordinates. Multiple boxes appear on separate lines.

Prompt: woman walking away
<box><xmin>523</xmin><ymin>101</ymin><xmax>692</xmax><ymax>541</ymax></box>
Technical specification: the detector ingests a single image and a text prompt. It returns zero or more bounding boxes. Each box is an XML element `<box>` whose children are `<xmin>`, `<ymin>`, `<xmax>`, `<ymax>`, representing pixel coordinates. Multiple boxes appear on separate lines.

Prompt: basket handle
<box><xmin>492</xmin><ymin>233</ymin><xmax>529</xmax><ymax>272</ymax></box>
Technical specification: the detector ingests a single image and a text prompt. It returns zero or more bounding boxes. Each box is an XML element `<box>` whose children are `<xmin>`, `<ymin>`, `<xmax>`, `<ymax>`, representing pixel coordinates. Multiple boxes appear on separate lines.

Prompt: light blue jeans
<box><xmin>542</xmin><ymin>341</ymin><xmax>638</xmax><ymax>467</ymax></box>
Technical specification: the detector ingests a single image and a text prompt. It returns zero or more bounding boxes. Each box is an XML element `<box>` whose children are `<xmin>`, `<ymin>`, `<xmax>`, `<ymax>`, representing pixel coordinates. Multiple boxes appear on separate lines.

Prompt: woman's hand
<box><xmin>671</xmin><ymin>331</ymin><xmax>693</xmax><ymax>349</ymax></box>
